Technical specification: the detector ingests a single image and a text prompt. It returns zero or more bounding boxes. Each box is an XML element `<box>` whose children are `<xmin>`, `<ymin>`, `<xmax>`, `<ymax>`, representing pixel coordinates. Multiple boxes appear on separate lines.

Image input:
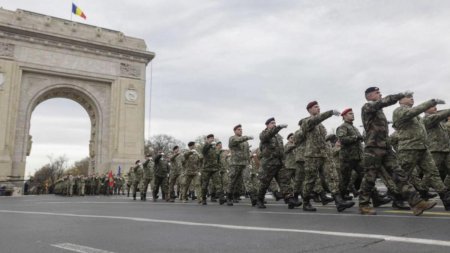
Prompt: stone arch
<box><xmin>25</xmin><ymin>84</ymin><xmax>102</xmax><ymax>174</ymax></box>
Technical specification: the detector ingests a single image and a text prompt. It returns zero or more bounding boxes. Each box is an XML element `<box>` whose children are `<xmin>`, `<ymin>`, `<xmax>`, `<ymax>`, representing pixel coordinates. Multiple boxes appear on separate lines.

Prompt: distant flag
<box><xmin>72</xmin><ymin>2</ymin><xmax>87</xmax><ymax>20</ymax></box>
<box><xmin>117</xmin><ymin>166</ymin><xmax>121</xmax><ymax>177</ymax></box>
<box><xmin>108</xmin><ymin>170</ymin><xmax>114</xmax><ymax>188</ymax></box>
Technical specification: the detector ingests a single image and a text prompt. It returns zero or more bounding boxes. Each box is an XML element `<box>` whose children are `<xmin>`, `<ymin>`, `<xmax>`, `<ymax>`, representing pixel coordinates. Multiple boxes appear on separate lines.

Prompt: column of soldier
<box><xmin>60</xmin><ymin>86</ymin><xmax>450</xmax><ymax>216</ymax></box>
<box><xmin>54</xmin><ymin>173</ymin><xmax>127</xmax><ymax>196</ymax></box>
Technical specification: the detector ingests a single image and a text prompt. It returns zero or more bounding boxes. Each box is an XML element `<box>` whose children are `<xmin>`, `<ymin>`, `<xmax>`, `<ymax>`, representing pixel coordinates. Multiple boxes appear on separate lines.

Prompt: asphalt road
<box><xmin>1</xmin><ymin>195</ymin><xmax>449</xmax><ymax>253</ymax></box>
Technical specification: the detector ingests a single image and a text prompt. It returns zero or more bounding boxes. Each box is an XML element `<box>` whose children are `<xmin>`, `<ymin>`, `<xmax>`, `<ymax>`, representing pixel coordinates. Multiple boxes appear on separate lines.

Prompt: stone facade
<box><xmin>0</xmin><ymin>9</ymin><xmax>154</xmax><ymax>183</ymax></box>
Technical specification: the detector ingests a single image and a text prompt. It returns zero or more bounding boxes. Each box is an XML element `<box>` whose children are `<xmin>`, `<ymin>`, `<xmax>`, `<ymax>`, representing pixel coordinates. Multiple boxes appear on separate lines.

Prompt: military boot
<box><xmin>439</xmin><ymin>191</ymin><xmax>450</xmax><ymax>211</ymax></box>
<box><xmin>152</xmin><ymin>191</ymin><xmax>157</xmax><ymax>202</ymax></box>
<box><xmin>272</xmin><ymin>191</ymin><xmax>283</xmax><ymax>201</ymax></box>
<box><xmin>334</xmin><ymin>194</ymin><xmax>355</xmax><ymax>212</ymax></box>
<box><xmin>210</xmin><ymin>192</ymin><xmax>217</xmax><ymax>202</ymax></box>
<box><xmin>133</xmin><ymin>193</ymin><xmax>136</xmax><ymax>200</ymax></box>
<box><xmin>286</xmin><ymin>197</ymin><xmax>296</xmax><ymax>209</ymax></box>
<box><xmin>142</xmin><ymin>193</ymin><xmax>147</xmax><ymax>201</ymax></box>
<box><xmin>256</xmin><ymin>198</ymin><xmax>266</xmax><ymax>209</ymax></box>
<box><xmin>201</xmin><ymin>189</ymin><xmax>208</xmax><ymax>205</ymax></box>
<box><xmin>320</xmin><ymin>192</ymin><xmax>334</xmax><ymax>205</ymax></box>
<box><xmin>218</xmin><ymin>192</ymin><xmax>226</xmax><ymax>205</ymax></box>
<box><xmin>312</xmin><ymin>192</ymin><xmax>321</xmax><ymax>203</ymax></box>
<box><xmin>420</xmin><ymin>190</ymin><xmax>438</xmax><ymax>200</ymax></box>
<box><xmin>302</xmin><ymin>197</ymin><xmax>316</xmax><ymax>212</ymax></box>
<box><xmin>389</xmin><ymin>191</ymin><xmax>410</xmax><ymax>210</ymax></box>
<box><xmin>412</xmin><ymin>199</ymin><xmax>437</xmax><ymax>216</ymax></box>
<box><xmin>372</xmin><ymin>193</ymin><xmax>392</xmax><ymax>207</ymax></box>
<box><xmin>293</xmin><ymin>192</ymin><xmax>302</xmax><ymax>207</ymax></box>
<box><xmin>226</xmin><ymin>193</ymin><xmax>234</xmax><ymax>206</ymax></box>
<box><xmin>359</xmin><ymin>205</ymin><xmax>376</xmax><ymax>215</ymax></box>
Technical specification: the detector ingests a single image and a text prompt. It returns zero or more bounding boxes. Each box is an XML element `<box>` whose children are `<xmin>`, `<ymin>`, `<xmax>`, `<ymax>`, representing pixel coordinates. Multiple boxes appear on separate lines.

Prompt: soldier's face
<box><xmin>309</xmin><ymin>105</ymin><xmax>320</xmax><ymax>115</ymax></box>
<box><xmin>234</xmin><ymin>127</ymin><xmax>242</xmax><ymax>136</ymax></box>
<box><xmin>288</xmin><ymin>136</ymin><xmax>294</xmax><ymax>143</ymax></box>
<box><xmin>267</xmin><ymin>121</ymin><xmax>276</xmax><ymax>129</ymax></box>
<box><xmin>367</xmin><ymin>90</ymin><xmax>382</xmax><ymax>101</ymax></box>
<box><xmin>400</xmin><ymin>96</ymin><xmax>414</xmax><ymax>107</ymax></box>
<box><xmin>426</xmin><ymin>106</ymin><xmax>437</xmax><ymax>114</ymax></box>
<box><xmin>343</xmin><ymin>111</ymin><xmax>354</xmax><ymax>121</ymax></box>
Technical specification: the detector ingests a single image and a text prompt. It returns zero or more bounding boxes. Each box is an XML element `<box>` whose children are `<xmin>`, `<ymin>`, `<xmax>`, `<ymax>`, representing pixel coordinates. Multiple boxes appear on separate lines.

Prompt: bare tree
<box><xmin>31</xmin><ymin>155</ymin><xmax>68</xmax><ymax>194</ymax></box>
<box><xmin>67</xmin><ymin>157</ymin><xmax>90</xmax><ymax>176</ymax></box>
<box><xmin>145</xmin><ymin>134</ymin><xmax>185</xmax><ymax>156</ymax></box>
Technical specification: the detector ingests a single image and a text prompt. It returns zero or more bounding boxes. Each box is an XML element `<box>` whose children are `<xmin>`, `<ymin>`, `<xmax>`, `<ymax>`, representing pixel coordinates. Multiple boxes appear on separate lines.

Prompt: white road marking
<box><xmin>249</xmin><ymin>210</ymin><xmax>450</xmax><ymax>220</ymax></box>
<box><xmin>51</xmin><ymin>243</ymin><xmax>115</xmax><ymax>253</ymax></box>
<box><xmin>1</xmin><ymin>209</ymin><xmax>450</xmax><ymax>247</ymax></box>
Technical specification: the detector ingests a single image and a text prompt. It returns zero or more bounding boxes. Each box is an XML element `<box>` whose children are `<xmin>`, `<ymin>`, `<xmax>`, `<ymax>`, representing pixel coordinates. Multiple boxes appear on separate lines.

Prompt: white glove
<box><xmin>279</xmin><ymin>124</ymin><xmax>288</xmax><ymax>129</ymax></box>
<box><xmin>333</xmin><ymin>110</ymin><xmax>341</xmax><ymax>116</ymax></box>
<box><xmin>435</xmin><ymin>99</ymin><xmax>446</xmax><ymax>105</ymax></box>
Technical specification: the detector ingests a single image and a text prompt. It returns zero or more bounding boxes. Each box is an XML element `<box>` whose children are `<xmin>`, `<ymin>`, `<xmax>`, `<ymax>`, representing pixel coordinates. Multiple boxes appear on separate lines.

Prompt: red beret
<box><xmin>306</xmin><ymin>101</ymin><xmax>318</xmax><ymax>110</ymax></box>
<box><xmin>341</xmin><ymin>108</ymin><xmax>352</xmax><ymax>116</ymax></box>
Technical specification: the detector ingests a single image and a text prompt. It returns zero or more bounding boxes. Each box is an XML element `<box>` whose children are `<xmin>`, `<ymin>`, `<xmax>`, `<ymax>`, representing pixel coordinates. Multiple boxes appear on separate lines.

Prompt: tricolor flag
<box><xmin>108</xmin><ymin>170</ymin><xmax>114</xmax><ymax>188</ymax></box>
<box><xmin>72</xmin><ymin>2</ymin><xmax>87</xmax><ymax>20</ymax></box>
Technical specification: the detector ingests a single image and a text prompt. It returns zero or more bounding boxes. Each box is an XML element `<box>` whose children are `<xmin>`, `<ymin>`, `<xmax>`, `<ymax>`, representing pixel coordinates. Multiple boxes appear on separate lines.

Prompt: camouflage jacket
<box><xmin>228</xmin><ymin>135</ymin><xmax>251</xmax><ymax>166</ymax></box>
<box><xmin>259</xmin><ymin>126</ymin><xmax>285</xmax><ymax>165</ymax></box>
<box><xmin>336</xmin><ymin>121</ymin><xmax>363</xmax><ymax>160</ymax></box>
<box><xmin>154</xmin><ymin>155</ymin><xmax>170</xmax><ymax>177</ymax></box>
<box><xmin>202</xmin><ymin>143</ymin><xmax>220</xmax><ymax>171</ymax></box>
<box><xmin>218</xmin><ymin>150</ymin><xmax>229</xmax><ymax>173</ymax></box>
<box><xmin>132</xmin><ymin>164</ymin><xmax>144</xmax><ymax>183</ymax></box>
<box><xmin>170</xmin><ymin>153</ymin><xmax>183</xmax><ymax>175</ymax></box>
<box><xmin>302</xmin><ymin>110</ymin><xmax>333</xmax><ymax>158</ymax></box>
<box><xmin>293</xmin><ymin>127</ymin><xmax>306</xmax><ymax>162</ymax></box>
<box><xmin>393</xmin><ymin>100</ymin><xmax>437</xmax><ymax>150</ymax></box>
<box><xmin>183</xmin><ymin>149</ymin><xmax>201</xmax><ymax>175</ymax></box>
<box><xmin>284</xmin><ymin>142</ymin><xmax>297</xmax><ymax>169</ymax></box>
<box><xmin>389</xmin><ymin>131</ymin><xmax>399</xmax><ymax>153</ymax></box>
<box><xmin>362</xmin><ymin>93</ymin><xmax>404</xmax><ymax>149</ymax></box>
<box><xmin>142</xmin><ymin>158</ymin><xmax>154</xmax><ymax>179</ymax></box>
<box><xmin>423</xmin><ymin>109</ymin><xmax>450</xmax><ymax>152</ymax></box>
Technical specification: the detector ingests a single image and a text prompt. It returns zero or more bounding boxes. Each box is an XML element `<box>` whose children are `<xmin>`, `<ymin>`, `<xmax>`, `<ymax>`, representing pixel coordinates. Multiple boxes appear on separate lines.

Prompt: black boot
<box><xmin>312</xmin><ymin>192</ymin><xmax>321</xmax><ymax>203</ymax></box>
<box><xmin>250</xmin><ymin>193</ymin><xmax>258</xmax><ymax>207</ymax></box>
<box><xmin>256</xmin><ymin>198</ymin><xmax>266</xmax><ymax>209</ymax></box>
<box><xmin>334</xmin><ymin>194</ymin><xmax>355</xmax><ymax>212</ymax></box>
<box><xmin>372</xmin><ymin>191</ymin><xmax>392</xmax><ymax>207</ymax></box>
<box><xmin>420</xmin><ymin>190</ymin><xmax>438</xmax><ymax>200</ymax></box>
<box><xmin>133</xmin><ymin>193</ymin><xmax>136</xmax><ymax>200</ymax></box>
<box><xmin>210</xmin><ymin>192</ymin><xmax>217</xmax><ymax>202</ymax></box>
<box><xmin>293</xmin><ymin>192</ymin><xmax>303</xmax><ymax>207</ymax></box>
<box><xmin>226</xmin><ymin>193</ymin><xmax>234</xmax><ymax>206</ymax></box>
<box><xmin>439</xmin><ymin>191</ymin><xmax>450</xmax><ymax>211</ymax></box>
<box><xmin>390</xmin><ymin>192</ymin><xmax>410</xmax><ymax>210</ymax></box>
<box><xmin>142</xmin><ymin>193</ymin><xmax>147</xmax><ymax>201</ymax></box>
<box><xmin>272</xmin><ymin>191</ymin><xmax>283</xmax><ymax>201</ymax></box>
<box><xmin>286</xmin><ymin>196</ymin><xmax>296</xmax><ymax>209</ymax></box>
<box><xmin>201</xmin><ymin>189</ymin><xmax>207</xmax><ymax>205</ymax></box>
<box><xmin>302</xmin><ymin>197</ymin><xmax>316</xmax><ymax>212</ymax></box>
<box><xmin>218</xmin><ymin>192</ymin><xmax>226</xmax><ymax>205</ymax></box>
<box><xmin>320</xmin><ymin>192</ymin><xmax>334</xmax><ymax>205</ymax></box>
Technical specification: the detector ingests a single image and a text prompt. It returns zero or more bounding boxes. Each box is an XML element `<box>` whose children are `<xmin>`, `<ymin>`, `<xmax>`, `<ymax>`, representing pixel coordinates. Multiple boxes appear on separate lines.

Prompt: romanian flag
<box><xmin>72</xmin><ymin>3</ymin><xmax>87</xmax><ymax>20</ymax></box>
<box><xmin>108</xmin><ymin>170</ymin><xmax>114</xmax><ymax>188</ymax></box>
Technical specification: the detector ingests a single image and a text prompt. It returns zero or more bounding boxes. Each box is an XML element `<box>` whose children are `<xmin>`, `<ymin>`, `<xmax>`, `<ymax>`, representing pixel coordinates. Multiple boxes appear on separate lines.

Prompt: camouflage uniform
<box><xmin>228</xmin><ymin>135</ymin><xmax>252</xmax><ymax>203</ymax></box>
<box><xmin>142</xmin><ymin>158</ymin><xmax>154</xmax><ymax>199</ymax></box>
<box><xmin>201</xmin><ymin>142</ymin><xmax>225</xmax><ymax>204</ymax></box>
<box><xmin>79</xmin><ymin>175</ymin><xmax>85</xmax><ymax>196</ymax></box>
<box><xmin>220</xmin><ymin>152</ymin><xmax>230</xmax><ymax>194</ymax></box>
<box><xmin>302</xmin><ymin>111</ymin><xmax>341</xmax><ymax>200</ymax></box>
<box><xmin>169</xmin><ymin>153</ymin><xmax>183</xmax><ymax>201</ymax></box>
<box><xmin>423</xmin><ymin>109</ymin><xmax>450</xmax><ymax>189</ymax></box>
<box><xmin>244</xmin><ymin>155</ymin><xmax>260</xmax><ymax>203</ymax></box>
<box><xmin>393</xmin><ymin>100</ymin><xmax>449</xmax><ymax>203</ymax></box>
<box><xmin>359</xmin><ymin>93</ymin><xmax>422</xmax><ymax>209</ymax></box>
<box><xmin>180</xmin><ymin>149</ymin><xmax>202</xmax><ymax>202</ymax></box>
<box><xmin>336</xmin><ymin>120</ymin><xmax>364</xmax><ymax>196</ymax></box>
<box><xmin>127</xmin><ymin>168</ymin><xmax>135</xmax><ymax>197</ymax></box>
<box><xmin>132</xmin><ymin>164</ymin><xmax>144</xmax><ymax>200</ymax></box>
<box><xmin>152</xmin><ymin>155</ymin><xmax>170</xmax><ymax>201</ymax></box>
<box><xmin>257</xmin><ymin>125</ymin><xmax>292</xmax><ymax>206</ymax></box>
<box><xmin>67</xmin><ymin>175</ymin><xmax>74</xmax><ymax>196</ymax></box>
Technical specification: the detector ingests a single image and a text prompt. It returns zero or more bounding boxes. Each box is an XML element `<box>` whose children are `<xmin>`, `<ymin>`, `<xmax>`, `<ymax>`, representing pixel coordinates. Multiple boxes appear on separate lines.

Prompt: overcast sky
<box><xmin>1</xmin><ymin>0</ymin><xmax>450</xmax><ymax>177</ymax></box>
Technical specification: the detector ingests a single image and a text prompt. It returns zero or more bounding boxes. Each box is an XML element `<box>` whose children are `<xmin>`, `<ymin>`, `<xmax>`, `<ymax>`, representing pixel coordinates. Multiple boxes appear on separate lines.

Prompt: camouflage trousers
<box><xmin>397</xmin><ymin>149</ymin><xmax>447</xmax><ymax>194</ymax></box>
<box><xmin>228</xmin><ymin>165</ymin><xmax>246</xmax><ymax>197</ymax></box>
<box><xmin>142</xmin><ymin>177</ymin><xmax>153</xmax><ymax>195</ymax></box>
<box><xmin>152</xmin><ymin>175</ymin><xmax>169</xmax><ymax>199</ymax></box>
<box><xmin>294</xmin><ymin>161</ymin><xmax>323</xmax><ymax>196</ymax></box>
<box><xmin>359</xmin><ymin>148</ymin><xmax>421</xmax><ymax>207</ymax></box>
<box><xmin>132</xmin><ymin>178</ymin><xmax>145</xmax><ymax>197</ymax></box>
<box><xmin>430</xmin><ymin>152</ymin><xmax>450</xmax><ymax>189</ymax></box>
<box><xmin>79</xmin><ymin>183</ymin><xmax>85</xmax><ymax>196</ymax></box>
<box><xmin>303</xmin><ymin>157</ymin><xmax>340</xmax><ymax>198</ymax></box>
<box><xmin>180</xmin><ymin>173</ymin><xmax>201</xmax><ymax>201</ymax></box>
<box><xmin>201</xmin><ymin>170</ymin><xmax>223</xmax><ymax>198</ymax></box>
<box><xmin>339</xmin><ymin>159</ymin><xmax>364</xmax><ymax>195</ymax></box>
<box><xmin>243</xmin><ymin>168</ymin><xmax>259</xmax><ymax>196</ymax></box>
<box><xmin>257</xmin><ymin>160</ymin><xmax>292</xmax><ymax>200</ymax></box>
<box><xmin>221</xmin><ymin>171</ymin><xmax>230</xmax><ymax>192</ymax></box>
<box><xmin>168</xmin><ymin>172</ymin><xmax>181</xmax><ymax>197</ymax></box>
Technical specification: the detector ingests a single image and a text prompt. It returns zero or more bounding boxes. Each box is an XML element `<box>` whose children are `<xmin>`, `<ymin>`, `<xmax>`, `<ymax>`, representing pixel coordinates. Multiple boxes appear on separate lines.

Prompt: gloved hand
<box><xmin>435</xmin><ymin>99</ymin><xmax>446</xmax><ymax>105</ymax></box>
<box><xmin>333</xmin><ymin>110</ymin><xmax>341</xmax><ymax>116</ymax></box>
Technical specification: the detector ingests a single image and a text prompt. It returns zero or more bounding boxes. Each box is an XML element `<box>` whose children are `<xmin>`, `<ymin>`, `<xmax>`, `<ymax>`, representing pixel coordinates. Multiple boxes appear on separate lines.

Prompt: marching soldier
<box><xmin>200</xmin><ymin>134</ymin><xmax>225</xmax><ymax>205</ymax></box>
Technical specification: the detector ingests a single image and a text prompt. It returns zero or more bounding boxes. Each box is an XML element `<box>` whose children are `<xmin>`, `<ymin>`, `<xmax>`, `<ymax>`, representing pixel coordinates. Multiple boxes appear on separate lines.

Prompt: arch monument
<box><xmin>0</xmin><ymin>9</ymin><xmax>155</xmax><ymax>183</ymax></box>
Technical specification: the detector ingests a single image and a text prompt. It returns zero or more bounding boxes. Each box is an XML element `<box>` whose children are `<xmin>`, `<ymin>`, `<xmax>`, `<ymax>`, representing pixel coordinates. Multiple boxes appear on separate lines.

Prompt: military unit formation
<box><xmin>53</xmin><ymin>87</ymin><xmax>450</xmax><ymax>216</ymax></box>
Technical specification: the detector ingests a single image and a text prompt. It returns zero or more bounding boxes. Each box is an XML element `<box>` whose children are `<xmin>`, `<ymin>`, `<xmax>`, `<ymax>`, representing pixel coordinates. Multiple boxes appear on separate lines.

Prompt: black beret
<box><xmin>233</xmin><ymin>124</ymin><xmax>242</xmax><ymax>131</ymax></box>
<box><xmin>265</xmin><ymin>117</ymin><xmax>275</xmax><ymax>125</ymax></box>
<box><xmin>173</xmin><ymin>146</ymin><xmax>179</xmax><ymax>151</ymax></box>
<box><xmin>206</xmin><ymin>134</ymin><xmax>214</xmax><ymax>139</ymax></box>
<box><xmin>306</xmin><ymin>101</ymin><xmax>318</xmax><ymax>110</ymax></box>
<box><xmin>365</xmin><ymin>87</ymin><xmax>379</xmax><ymax>94</ymax></box>
<box><xmin>188</xmin><ymin>141</ymin><xmax>195</xmax><ymax>147</ymax></box>
<box><xmin>287</xmin><ymin>133</ymin><xmax>294</xmax><ymax>140</ymax></box>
